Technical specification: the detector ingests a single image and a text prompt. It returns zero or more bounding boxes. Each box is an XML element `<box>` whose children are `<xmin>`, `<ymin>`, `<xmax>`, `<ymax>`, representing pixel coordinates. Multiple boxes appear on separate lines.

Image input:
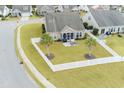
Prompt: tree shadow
<box><xmin>46</xmin><ymin>53</ymin><xmax>54</xmax><ymax>60</ymax></box>
<box><xmin>84</xmin><ymin>54</ymin><xmax>96</xmax><ymax>60</ymax></box>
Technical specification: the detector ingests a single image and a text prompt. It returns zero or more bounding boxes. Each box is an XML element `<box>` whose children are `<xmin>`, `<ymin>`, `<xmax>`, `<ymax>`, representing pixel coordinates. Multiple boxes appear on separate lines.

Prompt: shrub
<box><xmin>88</xmin><ymin>25</ymin><xmax>93</xmax><ymax>30</ymax></box>
<box><xmin>118</xmin><ymin>34</ymin><xmax>122</xmax><ymax>37</ymax></box>
<box><xmin>92</xmin><ymin>28</ymin><xmax>99</xmax><ymax>35</ymax></box>
<box><xmin>7</xmin><ymin>5</ymin><xmax>12</xmax><ymax>9</ymax></box>
<box><xmin>83</xmin><ymin>22</ymin><xmax>88</xmax><ymax>29</ymax></box>
<box><xmin>42</xmin><ymin>24</ymin><xmax>46</xmax><ymax>34</ymax></box>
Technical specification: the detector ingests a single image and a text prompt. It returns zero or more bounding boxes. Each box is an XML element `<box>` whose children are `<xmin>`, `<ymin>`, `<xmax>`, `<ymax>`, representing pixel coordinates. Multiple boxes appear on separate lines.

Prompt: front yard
<box><xmin>105</xmin><ymin>34</ymin><xmax>124</xmax><ymax>56</ymax></box>
<box><xmin>17</xmin><ymin>23</ymin><xmax>124</xmax><ymax>87</ymax></box>
<box><xmin>37</xmin><ymin>38</ymin><xmax>111</xmax><ymax>64</ymax></box>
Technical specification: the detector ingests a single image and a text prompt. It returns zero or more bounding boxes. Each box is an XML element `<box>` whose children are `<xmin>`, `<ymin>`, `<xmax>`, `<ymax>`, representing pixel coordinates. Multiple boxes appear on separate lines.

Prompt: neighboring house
<box><xmin>45</xmin><ymin>12</ymin><xmax>85</xmax><ymax>41</ymax></box>
<box><xmin>36</xmin><ymin>5</ymin><xmax>63</xmax><ymax>16</ymax></box>
<box><xmin>91</xmin><ymin>5</ymin><xmax>110</xmax><ymax>10</ymax></box>
<box><xmin>0</xmin><ymin>5</ymin><xmax>10</xmax><ymax>17</ymax></box>
<box><xmin>11</xmin><ymin>5</ymin><xmax>32</xmax><ymax>17</ymax></box>
<box><xmin>109</xmin><ymin>5</ymin><xmax>121</xmax><ymax>11</ymax></box>
<box><xmin>36</xmin><ymin>5</ymin><xmax>54</xmax><ymax>16</ymax></box>
<box><xmin>109</xmin><ymin>5</ymin><xmax>124</xmax><ymax>13</ymax></box>
<box><xmin>83</xmin><ymin>6</ymin><xmax>124</xmax><ymax>34</ymax></box>
<box><xmin>62</xmin><ymin>5</ymin><xmax>80</xmax><ymax>12</ymax></box>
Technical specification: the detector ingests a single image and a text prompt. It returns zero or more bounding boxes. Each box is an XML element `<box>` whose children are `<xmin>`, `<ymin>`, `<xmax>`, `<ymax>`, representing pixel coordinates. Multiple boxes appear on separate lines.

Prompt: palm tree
<box><xmin>85</xmin><ymin>37</ymin><xmax>96</xmax><ymax>56</ymax></box>
<box><xmin>41</xmin><ymin>33</ymin><xmax>53</xmax><ymax>58</ymax></box>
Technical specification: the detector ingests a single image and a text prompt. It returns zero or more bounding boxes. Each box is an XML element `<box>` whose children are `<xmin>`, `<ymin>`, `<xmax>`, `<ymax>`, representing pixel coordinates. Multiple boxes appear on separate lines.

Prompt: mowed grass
<box><xmin>37</xmin><ymin>39</ymin><xmax>111</xmax><ymax>64</ymax></box>
<box><xmin>20</xmin><ymin>23</ymin><xmax>124</xmax><ymax>87</ymax></box>
<box><xmin>5</xmin><ymin>16</ymin><xmax>20</xmax><ymax>21</ymax></box>
<box><xmin>105</xmin><ymin>34</ymin><xmax>124</xmax><ymax>56</ymax></box>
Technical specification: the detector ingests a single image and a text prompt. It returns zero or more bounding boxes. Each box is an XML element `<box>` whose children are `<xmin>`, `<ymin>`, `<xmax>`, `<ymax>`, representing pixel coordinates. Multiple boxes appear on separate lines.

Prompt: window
<box><xmin>80</xmin><ymin>32</ymin><xmax>82</xmax><ymax>37</ymax></box>
<box><xmin>71</xmin><ymin>33</ymin><xmax>73</xmax><ymax>39</ymax></box>
<box><xmin>118</xmin><ymin>27</ymin><xmax>120</xmax><ymax>31</ymax></box>
<box><xmin>54</xmin><ymin>36</ymin><xmax>56</xmax><ymax>39</ymax></box>
<box><xmin>101</xmin><ymin>29</ymin><xmax>105</xmax><ymax>34</ymax></box>
<box><xmin>113</xmin><ymin>28</ymin><xmax>115</xmax><ymax>32</ymax></box>
<box><xmin>76</xmin><ymin>33</ymin><xmax>79</xmax><ymax>38</ymax></box>
<box><xmin>111</xmin><ymin>28</ymin><xmax>113</xmax><ymax>32</ymax></box>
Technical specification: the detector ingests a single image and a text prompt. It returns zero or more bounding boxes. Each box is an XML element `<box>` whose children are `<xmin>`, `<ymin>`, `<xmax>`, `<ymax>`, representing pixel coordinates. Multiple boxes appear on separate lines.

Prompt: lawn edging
<box><xmin>17</xmin><ymin>24</ymin><xmax>56</xmax><ymax>88</ymax></box>
<box><xmin>86</xmin><ymin>31</ymin><xmax>120</xmax><ymax>57</ymax></box>
<box><xmin>31</xmin><ymin>37</ymin><xmax>124</xmax><ymax>72</ymax></box>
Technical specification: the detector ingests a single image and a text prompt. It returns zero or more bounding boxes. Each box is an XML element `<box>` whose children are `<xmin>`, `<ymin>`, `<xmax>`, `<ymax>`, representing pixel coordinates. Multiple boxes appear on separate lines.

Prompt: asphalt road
<box><xmin>0</xmin><ymin>21</ymin><xmax>38</xmax><ymax>88</ymax></box>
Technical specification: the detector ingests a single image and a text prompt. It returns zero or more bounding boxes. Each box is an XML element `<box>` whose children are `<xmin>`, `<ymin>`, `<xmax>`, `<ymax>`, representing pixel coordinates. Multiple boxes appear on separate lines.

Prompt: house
<box><xmin>0</xmin><ymin>5</ymin><xmax>10</xmax><ymax>17</ymax></box>
<box><xmin>45</xmin><ymin>12</ymin><xmax>85</xmax><ymax>41</ymax></box>
<box><xmin>11</xmin><ymin>5</ymin><xmax>32</xmax><ymax>17</ymax></box>
<box><xmin>90</xmin><ymin>5</ymin><xmax>110</xmax><ymax>10</ymax></box>
<box><xmin>83</xmin><ymin>6</ymin><xmax>124</xmax><ymax>34</ymax></box>
<box><xmin>36</xmin><ymin>5</ymin><xmax>63</xmax><ymax>16</ymax></box>
<box><xmin>110</xmin><ymin>5</ymin><xmax>120</xmax><ymax>10</ymax></box>
<box><xmin>62</xmin><ymin>5</ymin><xmax>79</xmax><ymax>12</ymax></box>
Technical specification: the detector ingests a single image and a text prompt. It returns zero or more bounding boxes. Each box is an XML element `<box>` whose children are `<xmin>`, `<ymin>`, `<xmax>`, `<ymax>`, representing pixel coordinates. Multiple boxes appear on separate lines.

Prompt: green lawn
<box><xmin>18</xmin><ymin>23</ymin><xmax>124</xmax><ymax>87</ymax></box>
<box><xmin>37</xmin><ymin>39</ymin><xmax>111</xmax><ymax>64</ymax></box>
<box><xmin>105</xmin><ymin>34</ymin><xmax>124</xmax><ymax>56</ymax></box>
<box><xmin>2</xmin><ymin>16</ymin><xmax>20</xmax><ymax>21</ymax></box>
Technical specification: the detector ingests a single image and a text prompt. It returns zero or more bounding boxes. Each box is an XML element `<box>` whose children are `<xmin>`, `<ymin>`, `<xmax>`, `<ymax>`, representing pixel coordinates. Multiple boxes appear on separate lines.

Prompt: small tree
<box><xmin>41</xmin><ymin>33</ymin><xmax>53</xmax><ymax>58</ymax></box>
<box><xmin>92</xmin><ymin>28</ymin><xmax>99</xmax><ymax>35</ymax></box>
<box><xmin>83</xmin><ymin>22</ymin><xmax>88</xmax><ymax>29</ymax></box>
<box><xmin>7</xmin><ymin>5</ymin><xmax>12</xmax><ymax>9</ymax></box>
<box><xmin>85</xmin><ymin>37</ymin><xmax>96</xmax><ymax>56</ymax></box>
<box><xmin>88</xmin><ymin>25</ymin><xmax>93</xmax><ymax>30</ymax></box>
<box><xmin>42</xmin><ymin>24</ymin><xmax>46</xmax><ymax>34</ymax></box>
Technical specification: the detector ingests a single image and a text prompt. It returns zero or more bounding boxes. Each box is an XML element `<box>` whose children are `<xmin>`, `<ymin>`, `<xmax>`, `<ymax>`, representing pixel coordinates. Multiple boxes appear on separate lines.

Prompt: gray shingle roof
<box><xmin>36</xmin><ymin>5</ymin><xmax>54</xmax><ymax>13</ymax></box>
<box><xmin>62</xmin><ymin>5</ymin><xmax>77</xmax><ymax>11</ymax></box>
<box><xmin>46</xmin><ymin>12</ymin><xmax>84</xmax><ymax>33</ymax></box>
<box><xmin>0</xmin><ymin>6</ymin><xmax>4</xmax><ymax>13</ymax></box>
<box><xmin>89</xmin><ymin>7</ymin><xmax>124</xmax><ymax>27</ymax></box>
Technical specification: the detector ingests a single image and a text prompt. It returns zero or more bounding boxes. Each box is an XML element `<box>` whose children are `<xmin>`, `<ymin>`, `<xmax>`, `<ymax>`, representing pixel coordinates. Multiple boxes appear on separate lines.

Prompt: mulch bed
<box><xmin>84</xmin><ymin>54</ymin><xmax>96</xmax><ymax>60</ymax></box>
<box><xmin>46</xmin><ymin>53</ymin><xmax>54</xmax><ymax>60</ymax></box>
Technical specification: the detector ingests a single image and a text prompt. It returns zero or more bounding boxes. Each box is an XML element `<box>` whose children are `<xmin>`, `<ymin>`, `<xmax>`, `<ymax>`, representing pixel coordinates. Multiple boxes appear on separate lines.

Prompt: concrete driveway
<box><xmin>0</xmin><ymin>21</ymin><xmax>38</xmax><ymax>88</ymax></box>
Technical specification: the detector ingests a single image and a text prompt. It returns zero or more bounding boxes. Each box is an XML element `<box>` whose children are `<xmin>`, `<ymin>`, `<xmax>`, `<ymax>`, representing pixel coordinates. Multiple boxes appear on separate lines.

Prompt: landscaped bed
<box><xmin>105</xmin><ymin>34</ymin><xmax>124</xmax><ymax>56</ymax></box>
<box><xmin>18</xmin><ymin>23</ymin><xmax>124</xmax><ymax>87</ymax></box>
<box><xmin>37</xmin><ymin>38</ymin><xmax>112</xmax><ymax>65</ymax></box>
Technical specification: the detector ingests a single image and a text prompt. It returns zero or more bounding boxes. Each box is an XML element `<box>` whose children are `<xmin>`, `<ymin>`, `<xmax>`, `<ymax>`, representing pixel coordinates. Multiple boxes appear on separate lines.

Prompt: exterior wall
<box><xmin>99</xmin><ymin>26</ymin><xmax>124</xmax><ymax>34</ymax></box>
<box><xmin>0</xmin><ymin>6</ymin><xmax>10</xmax><ymax>17</ymax></box>
<box><xmin>0</xmin><ymin>10</ymin><xmax>2</xmax><ymax>16</ymax></box>
<box><xmin>11</xmin><ymin>6</ymin><xmax>32</xmax><ymax>17</ymax></box>
<box><xmin>3</xmin><ymin>6</ymin><xmax>10</xmax><ymax>17</ymax></box>
<box><xmin>49</xmin><ymin>32</ymin><xmax>60</xmax><ymax>40</ymax></box>
<box><xmin>49</xmin><ymin>31</ymin><xmax>85</xmax><ymax>41</ymax></box>
<box><xmin>11</xmin><ymin>10</ymin><xmax>21</xmax><ymax>16</ymax></box>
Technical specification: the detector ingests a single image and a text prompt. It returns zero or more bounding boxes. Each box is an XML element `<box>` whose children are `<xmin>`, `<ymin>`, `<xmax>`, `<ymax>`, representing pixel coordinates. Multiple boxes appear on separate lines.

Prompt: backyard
<box><xmin>18</xmin><ymin>23</ymin><xmax>124</xmax><ymax>87</ymax></box>
<box><xmin>105</xmin><ymin>34</ymin><xmax>124</xmax><ymax>56</ymax></box>
<box><xmin>37</xmin><ymin>38</ymin><xmax>111</xmax><ymax>64</ymax></box>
